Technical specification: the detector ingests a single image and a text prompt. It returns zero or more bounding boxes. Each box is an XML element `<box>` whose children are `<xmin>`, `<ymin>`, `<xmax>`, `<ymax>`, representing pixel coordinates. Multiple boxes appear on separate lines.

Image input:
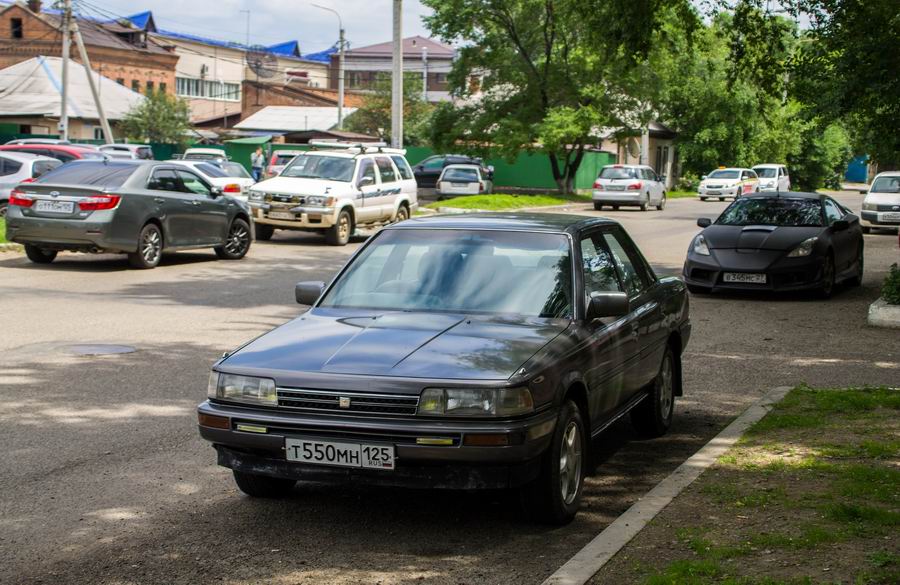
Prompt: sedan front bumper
<box><xmin>197</xmin><ymin>400</ymin><xmax>557</xmax><ymax>489</ymax></box>
<box><xmin>683</xmin><ymin>249</ymin><xmax>826</xmax><ymax>292</ymax></box>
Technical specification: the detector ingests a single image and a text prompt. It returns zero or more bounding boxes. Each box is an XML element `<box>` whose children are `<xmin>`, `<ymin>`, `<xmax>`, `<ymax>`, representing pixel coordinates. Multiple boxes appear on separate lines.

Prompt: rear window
<box><xmin>32</xmin><ymin>160</ymin><xmax>61</xmax><ymax>178</ymax></box>
<box><xmin>717</xmin><ymin>198</ymin><xmax>823</xmax><ymax>227</ymax></box>
<box><xmin>443</xmin><ymin>168</ymin><xmax>479</xmax><ymax>182</ymax></box>
<box><xmin>35</xmin><ymin>162</ymin><xmax>137</xmax><ymax>188</ymax></box>
<box><xmin>599</xmin><ymin>167</ymin><xmax>638</xmax><ymax>180</ymax></box>
<box><xmin>220</xmin><ymin>162</ymin><xmax>251</xmax><ymax>178</ymax></box>
<box><xmin>136</xmin><ymin>147</ymin><xmax>154</xmax><ymax>160</ymax></box>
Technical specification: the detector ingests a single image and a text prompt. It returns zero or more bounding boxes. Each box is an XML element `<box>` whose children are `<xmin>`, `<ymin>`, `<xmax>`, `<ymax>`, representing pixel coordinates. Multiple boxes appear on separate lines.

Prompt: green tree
<box><xmin>120</xmin><ymin>91</ymin><xmax>191</xmax><ymax>146</ymax></box>
<box><xmin>343</xmin><ymin>73</ymin><xmax>434</xmax><ymax>146</ymax></box>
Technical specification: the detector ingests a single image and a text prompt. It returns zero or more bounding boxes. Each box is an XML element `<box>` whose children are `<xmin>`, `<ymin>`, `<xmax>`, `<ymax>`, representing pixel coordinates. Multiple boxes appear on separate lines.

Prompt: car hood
<box><xmin>864</xmin><ymin>192</ymin><xmax>900</xmax><ymax>206</ymax></box>
<box><xmin>221</xmin><ymin>308</ymin><xmax>569</xmax><ymax>381</ymax></box>
<box><xmin>249</xmin><ymin>176</ymin><xmax>351</xmax><ymax>196</ymax></box>
<box><xmin>702</xmin><ymin>225</ymin><xmax>823</xmax><ymax>251</ymax></box>
<box><xmin>701</xmin><ymin>178</ymin><xmax>740</xmax><ymax>186</ymax></box>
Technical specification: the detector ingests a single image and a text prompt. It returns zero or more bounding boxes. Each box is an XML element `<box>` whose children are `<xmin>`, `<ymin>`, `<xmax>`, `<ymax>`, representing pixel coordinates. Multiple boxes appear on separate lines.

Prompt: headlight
<box><xmin>862</xmin><ymin>201</ymin><xmax>875</xmax><ymax>211</ymax></box>
<box><xmin>787</xmin><ymin>237</ymin><xmax>818</xmax><ymax>258</ymax></box>
<box><xmin>208</xmin><ymin>371</ymin><xmax>277</xmax><ymax>406</ymax></box>
<box><xmin>693</xmin><ymin>234</ymin><xmax>710</xmax><ymax>256</ymax></box>
<box><xmin>418</xmin><ymin>387</ymin><xmax>534</xmax><ymax>417</ymax></box>
<box><xmin>305</xmin><ymin>196</ymin><xmax>334</xmax><ymax>207</ymax></box>
<box><xmin>249</xmin><ymin>191</ymin><xmax>264</xmax><ymax>201</ymax></box>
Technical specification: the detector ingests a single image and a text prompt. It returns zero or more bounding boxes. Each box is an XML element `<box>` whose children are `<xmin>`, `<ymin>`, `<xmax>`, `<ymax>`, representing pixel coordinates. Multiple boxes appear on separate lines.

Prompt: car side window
<box><xmin>375</xmin><ymin>157</ymin><xmax>398</xmax><ymax>183</ymax></box>
<box><xmin>580</xmin><ymin>235</ymin><xmax>622</xmax><ymax>306</ymax></box>
<box><xmin>357</xmin><ymin>159</ymin><xmax>377</xmax><ymax>184</ymax></box>
<box><xmin>390</xmin><ymin>155</ymin><xmax>414</xmax><ymax>180</ymax></box>
<box><xmin>602</xmin><ymin>231</ymin><xmax>652</xmax><ymax>297</ymax></box>
<box><xmin>823</xmin><ymin>199</ymin><xmax>843</xmax><ymax>225</ymax></box>
<box><xmin>0</xmin><ymin>158</ymin><xmax>21</xmax><ymax>176</ymax></box>
<box><xmin>148</xmin><ymin>169</ymin><xmax>180</xmax><ymax>192</ymax></box>
<box><xmin>422</xmin><ymin>157</ymin><xmax>444</xmax><ymax>171</ymax></box>
<box><xmin>176</xmin><ymin>170</ymin><xmax>211</xmax><ymax>196</ymax></box>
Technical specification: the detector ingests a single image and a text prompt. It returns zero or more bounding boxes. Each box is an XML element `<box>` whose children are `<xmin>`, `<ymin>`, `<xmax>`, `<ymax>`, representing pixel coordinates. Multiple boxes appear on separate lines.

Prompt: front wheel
<box><xmin>521</xmin><ymin>400</ymin><xmax>586</xmax><ymax>525</ymax></box>
<box><xmin>394</xmin><ymin>204</ymin><xmax>409</xmax><ymax>223</ymax></box>
<box><xmin>215</xmin><ymin>218</ymin><xmax>252</xmax><ymax>260</ymax></box>
<box><xmin>656</xmin><ymin>192</ymin><xmax>667</xmax><ymax>211</ymax></box>
<box><xmin>631</xmin><ymin>346</ymin><xmax>676</xmax><ymax>437</ymax></box>
<box><xmin>24</xmin><ymin>244</ymin><xmax>57</xmax><ymax>264</ymax></box>
<box><xmin>818</xmin><ymin>253</ymin><xmax>836</xmax><ymax>299</ymax></box>
<box><xmin>325</xmin><ymin>209</ymin><xmax>352</xmax><ymax>246</ymax></box>
<box><xmin>255</xmin><ymin>224</ymin><xmax>275</xmax><ymax>241</ymax></box>
<box><xmin>232</xmin><ymin>470</ymin><xmax>295</xmax><ymax>498</ymax></box>
<box><xmin>127</xmin><ymin>223</ymin><xmax>163</xmax><ymax>269</ymax></box>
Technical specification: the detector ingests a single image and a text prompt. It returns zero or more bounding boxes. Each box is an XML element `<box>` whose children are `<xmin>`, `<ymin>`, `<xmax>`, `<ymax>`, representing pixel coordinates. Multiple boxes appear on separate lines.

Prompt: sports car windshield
<box><xmin>320</xmin><ymin>229</ymin><xmax>573</xmax><ymax>318</ymax></box>
<box><xmin>281</xmin><ymin>155</ymin><xmax>355</xmax><ymax>182</ymax></box>
<box><xmin>716</xmin><ymin>198</ymin><xmax>823</xmax><ymax>227</ymax></box>
<box><xmin>708</xmin><ymin>170</ymin><xmax>740</xmax><ymax>179</ymax></box>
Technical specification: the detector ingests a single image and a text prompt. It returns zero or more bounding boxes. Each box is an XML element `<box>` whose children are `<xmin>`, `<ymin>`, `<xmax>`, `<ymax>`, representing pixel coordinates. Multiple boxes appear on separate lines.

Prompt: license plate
<box><xmin>882</xmin><ymin>212</ymin><xmax>900</xmax><ymax>221</ymax></box>
<box><xmin>268</xmin><ymin>211</ymin><xmax>295</xmax><ymax>220</ymax></box>
<box><xmin>285</xmin><ymin>438</ymin><xmax>395</xmax><ymax>471</ymax></box>
<box><xmin>724</xmin><ymin>272</ymin><xmax>767</xmax><ymax>284</ymax></box>
<box><xmin>606</xmin><ymin>185</ymin><xmax>625</xmax><ymax>191</ymax></box>
<box><xmin>705</xmin><ymin>190</ymin><xmax>721</xmax><ymax>196</ymax></box>
<box><xmin>35</xmin><ymin>200</ymin><xmax>74</xmax><ymax>213</ymax></box>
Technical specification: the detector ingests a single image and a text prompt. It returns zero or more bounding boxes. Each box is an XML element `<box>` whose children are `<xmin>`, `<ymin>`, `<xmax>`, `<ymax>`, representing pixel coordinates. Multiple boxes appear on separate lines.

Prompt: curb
<box><xmin>542</xmin><ymin>385</ymin><xmax>792</xmax><ymax>585</ymax></box>
<box><xmin>868</xmin><ymin>298</ymin><xmax>900</xmax><ymax>329</ymax></box>
<box><xmin>0</xmin><ymin>243</ymin><xmax>22</xmax><ymax>253</ymax></box>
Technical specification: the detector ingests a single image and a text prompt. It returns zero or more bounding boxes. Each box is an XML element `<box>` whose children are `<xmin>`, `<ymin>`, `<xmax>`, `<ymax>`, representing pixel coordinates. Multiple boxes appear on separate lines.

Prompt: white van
<box><xmin>752</xmin><ymin>164</ymin><xmax>790</xmax><ymax>191</ymax></box>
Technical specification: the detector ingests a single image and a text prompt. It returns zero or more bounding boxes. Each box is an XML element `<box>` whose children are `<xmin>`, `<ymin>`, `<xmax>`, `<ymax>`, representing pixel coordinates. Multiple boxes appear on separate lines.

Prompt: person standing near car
<box><xmin>250</xmin><ymin>147</ymin><xmax>265</xmax><ymax>182</ymax></box>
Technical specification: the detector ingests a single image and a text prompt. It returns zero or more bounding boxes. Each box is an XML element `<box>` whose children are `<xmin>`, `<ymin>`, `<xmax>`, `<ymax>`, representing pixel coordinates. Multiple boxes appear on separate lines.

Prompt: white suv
<box><xmin>752</xmin><ymin>164</ymin><xmax>790</xmax><ymax>192</ymax></box>
<box><xmin>248</xmin><ymin>146</ymin><xmax>418</xmax><ymax>245</ymax></box>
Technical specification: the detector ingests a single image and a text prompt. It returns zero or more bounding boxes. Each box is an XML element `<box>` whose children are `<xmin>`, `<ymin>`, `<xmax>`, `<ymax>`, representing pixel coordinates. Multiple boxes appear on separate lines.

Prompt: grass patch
<box><xmin>0</xmin><ymin>217</ymin><xmax>6</xmax><ymax>243</ymax></box>
<box><xmin>667</xmin><ymin>190</ymin><xmax>698</xmax><ymax>199</ymax></box>
<box><xmin>426</xmin><ymin>193</ymin><xmax>589</xmax><ymax>211</ymax></box>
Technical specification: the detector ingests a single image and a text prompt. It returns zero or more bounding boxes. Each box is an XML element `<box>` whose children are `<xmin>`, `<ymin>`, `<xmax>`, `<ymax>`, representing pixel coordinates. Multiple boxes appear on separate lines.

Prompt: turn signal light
<box><xmin>78</xmin><ymin>194</ymin><xmax>121</xmax><ymax>211</ymax></box>
<box><xmin>198</xmin><ymin>412</ymin><xmax>230</xmax><ymax>429</ymax></box>
<box><xmin>593</xmin><ymin>180</ymin><xmax>602</xmax><ymax>188</ymax></box>
<box><xmin>223</xmin><ymin>183</ymin><xmax>242</xmax><ymax>193</ymax></box>
<box><xmin>463</xmin><ymin>433</ymin><xmax>510</xmax><ymax>447</ymax></box>
<box><xmin>626</xmin><ymin>181</ymin><xmax>643</xmax><ymax>190</ymax></box>
<box><xmin>8</xmin><ymin>189</ymin><xmax>33</xmax><ymax>207</ymax></box>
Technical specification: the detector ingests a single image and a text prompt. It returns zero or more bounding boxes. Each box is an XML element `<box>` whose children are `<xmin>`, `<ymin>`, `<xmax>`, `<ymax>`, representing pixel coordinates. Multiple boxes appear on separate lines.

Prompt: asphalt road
<box><xmin>1</xmin><ymin>192</ymin><xmax>897</xmax><ymax>585</ymax></box>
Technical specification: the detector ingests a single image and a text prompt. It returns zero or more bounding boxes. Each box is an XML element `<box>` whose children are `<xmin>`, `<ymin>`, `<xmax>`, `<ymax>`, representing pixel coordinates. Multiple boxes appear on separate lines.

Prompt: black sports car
<box><xmin>683</xmin><ymin>192</ymin><xmax>864</xmax><ymax>297</ymax></box>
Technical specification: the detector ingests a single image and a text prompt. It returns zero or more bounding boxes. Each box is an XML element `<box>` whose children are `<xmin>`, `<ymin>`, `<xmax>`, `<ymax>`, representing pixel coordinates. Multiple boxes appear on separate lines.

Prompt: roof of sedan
<box><xmin>392</xmin><ymin>212</ymin><xmax>616</xmax><ymax>233</ymax></box>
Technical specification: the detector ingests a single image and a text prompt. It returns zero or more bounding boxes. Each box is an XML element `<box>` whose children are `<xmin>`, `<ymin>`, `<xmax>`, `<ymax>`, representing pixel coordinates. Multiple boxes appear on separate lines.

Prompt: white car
<box><xmin>752</xmin><ymin>164</ymin><xmax>790</xmax><ymax>191</ymax></box>
<box><xmin>173</xmin><ymin>160</ymin><xmax>256</xmax><ymax>202</ymax></box>
<box><xmin>592</xmin><ymin>164</ymin><xmax>666</xmax><ymax>211</ymax></box>
<box><xmin>266</xmin><ymin>150</ymin><xmax>304</xmax><ymax>178</ymax></box>
<box><xmin>698</xmin><ymin>168</ymin><xmax>759</xmax><ymax>201</ymax></box>
<box><xmin>861</xmin><ymin>171</ymin><xmax>900</xmax><ymax>234</ymax></box>
<box><xmin>0</xmin><ymin>151</ymin><xmax>62</xmax><ymax>217</ymax></box>
<box><xmin>436</xmin><ymin>164</ymin><xmax>492</xmax><ymax>197</ymax></box>
<box><xmin>99</xmin><ymin>144</ymin><xmax>154</xmax><ymax>160</ymax></box>
<box><xmin>248</xmin><ymin>146</ymin><xmax>418</xmax><ymax>245</ymax></box>
<box><xmin>181</xmin><ymin>147</ymin><xmax>228</xmax><ymax>161</ymax></box>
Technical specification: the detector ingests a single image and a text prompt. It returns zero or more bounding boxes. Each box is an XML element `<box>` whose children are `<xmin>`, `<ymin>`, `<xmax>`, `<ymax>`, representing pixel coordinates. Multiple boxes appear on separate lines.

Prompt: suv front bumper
<box><xmin>249</xmin><ymin>203</ymin><xmax>338</xmax><ymax>229</ymax></box>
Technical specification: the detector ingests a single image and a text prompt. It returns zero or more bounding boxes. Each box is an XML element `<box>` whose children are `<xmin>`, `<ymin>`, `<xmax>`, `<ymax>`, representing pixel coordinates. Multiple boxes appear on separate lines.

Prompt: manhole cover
<box><xmin>67</xmin><ymin>344</ymin><xmax>136</xmax><ymax>356</ymax></box>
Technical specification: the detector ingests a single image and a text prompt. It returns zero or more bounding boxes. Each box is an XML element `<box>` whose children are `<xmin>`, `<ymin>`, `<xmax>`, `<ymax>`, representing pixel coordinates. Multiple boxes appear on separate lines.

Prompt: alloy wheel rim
<box><xmin>0</xmin><ymin>204</ymin><xmax>6</xmax><ymax>218</ymax></box>
<box><xmin>142</xmin><ymin>229</ymin><xmax>161</xmax><ymax>264</ymax></box>
<box><xmin>559</xmin><ymin>421</ymin><xmax>582</xmax><ymax>505</ymax></box>
<box><xmin>339</xmin><ymin>214</ymin><xmax>350</xmax><ymax>239</ymax></box>
<box><xmin>658</xmin><ymin>354</ymin><xmax>674</xmax><ymax>419</ymax></box>
<box><xmin>398</xmin><ymin>208</ymin><xmax>408</xmax><ymax>222</ymax></box>
<box><xmin>225</xmin><ymin>224</ymin><xmax>249</xmax><ymax>255</ymax></box>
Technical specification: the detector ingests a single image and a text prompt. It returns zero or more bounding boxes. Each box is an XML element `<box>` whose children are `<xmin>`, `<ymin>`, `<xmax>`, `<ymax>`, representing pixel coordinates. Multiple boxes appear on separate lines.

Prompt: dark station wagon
<box><xmin>198</xmin><ymin>213</ymin><xmax>691</xmax><ymax>524</ymax></box>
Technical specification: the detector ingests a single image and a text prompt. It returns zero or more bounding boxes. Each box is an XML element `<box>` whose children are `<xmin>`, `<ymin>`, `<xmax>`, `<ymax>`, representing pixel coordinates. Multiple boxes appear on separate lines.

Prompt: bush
<box><xmin>676</xmin><ymin>172</ymin><xmax>699</xmax><ymax>192</ymax></box>
<box><xmin>882</xmin><ymin>264</ymin><xmax>900</xmax><ymax>305</ymax></box>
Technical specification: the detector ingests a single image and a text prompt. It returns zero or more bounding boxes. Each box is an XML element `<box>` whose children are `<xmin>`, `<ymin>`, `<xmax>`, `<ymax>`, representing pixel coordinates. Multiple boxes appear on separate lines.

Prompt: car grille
<box><xmin>875</xmin><ymin>203</ymin><xmax>900</xmax><ymax>212</ymax></box>
<box><xmin>265</xmin><ymin>193</ymin><xmax>309</xmax><ymax>204</ymax></box>
<box><xmin>277</xmin><ymin>388</ymin><xmax>420</xmax><ymax>416</ymax></box>
<box><xmin>705</xmin><ymin>184</ymin><xmax>723</xmax><ymax>189</ymax></box>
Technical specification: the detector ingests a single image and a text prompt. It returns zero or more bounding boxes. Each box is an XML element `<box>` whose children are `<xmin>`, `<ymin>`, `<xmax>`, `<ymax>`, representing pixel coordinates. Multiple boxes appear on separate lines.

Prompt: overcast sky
<box><xmin>89</xmin><ymin>0</ymin><xmax>433</xmax><ymax>54</ymax></box>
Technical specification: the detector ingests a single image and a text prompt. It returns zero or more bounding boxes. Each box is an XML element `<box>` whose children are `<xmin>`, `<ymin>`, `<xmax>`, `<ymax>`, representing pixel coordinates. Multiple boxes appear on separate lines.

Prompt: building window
<box><xmin>175</xmin><ymin>77</ymin><xmax>241</xmax><ymax>101</ymax></box>
<box><xmin>131</xmin><ymin>79</ymin><xmax>140</xmax><ymax>93</ymax></box>
<box><xmin>159</xmin><ymin>82</ymin><xmax>167</xmax><ymax>94</ymax></box>
<box><xmin>10</xmin><ymin>18</ymin><xmax>23</xmax><ymax>39</ymax></box>
<box><xmin>116</xmin><ymin>78</ymin><xmax>124</xmax><ymax>85</ymax></box>
<box><xmin>93</xmin><ymin>127</ymin><xmax>105</xmax><ymax>140</ymax></box>
<box><xmin>146</xmin><ymin>80</ymin><xmax>154</xmax><ymax>93</ymax></box>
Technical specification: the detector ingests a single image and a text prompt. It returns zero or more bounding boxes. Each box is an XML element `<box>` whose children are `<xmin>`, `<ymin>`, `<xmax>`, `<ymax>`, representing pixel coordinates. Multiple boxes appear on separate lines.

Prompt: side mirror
<box><xmin>210</xmin><ymin>186</ymin><xmax>223</xmax><ymax>197</ymax></box>
<box><xmin>586</xmin><ymin>291</ymin><xmax>629</xmax><ymax>321</ymax></box>
<box><xmin>832</xmin><ymin>219</ymin><xmax>849</xmax><ymax>231</ymax></box>
<box><xmin>697</xmin><ymin>218</ymin><xmax>712</xmax><ymax>228</ymax></box>
<box><xmin>295</xmin><ymin>281</ymin><xmax>326</xmax><ymax>305</ymax></box>
<box><xmin>357</xmin><ymin>176</ymin><xmax>375</xmax><ymax>189</ymax></box>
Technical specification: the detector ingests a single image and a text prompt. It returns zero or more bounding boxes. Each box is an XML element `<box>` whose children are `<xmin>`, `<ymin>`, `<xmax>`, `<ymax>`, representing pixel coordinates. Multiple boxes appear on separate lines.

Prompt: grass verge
<box><xmin>0</xmin><ymin>217</ymin><xmax>6</xmax><ymax>243</ymax></box>
<box><xmin>591</xmin><ymin>385</ymin><xmax>900</xmax><ymax>585</ymax></box>
<box><xmin>426</xmin><ymin>193</ymin><xmax>590</xmax><ymax>211</ymax></box>
<box><xmin>668</xmin><ymin>190</ymin><xmax>698</xmax><ymax>199</ymax></box>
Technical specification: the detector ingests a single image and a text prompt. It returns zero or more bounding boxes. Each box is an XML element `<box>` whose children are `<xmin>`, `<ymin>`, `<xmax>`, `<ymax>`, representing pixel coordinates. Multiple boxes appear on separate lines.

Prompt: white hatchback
<box><xmin>173</xmin><ymin>160</ymin><xmax>256</xmax><ymax>202</ymax></box>
<box><xmin>752</xmin><ymin>164</ymin><xmax>790</xmax><ymax>191</ymax></box>
<box><xmin>861</xmin><ymin>172</ymin><xmax>900</xmax><ymax>233</ymax></box>
<box><xmin>592</xmin><ymin>164</ymin><xmax>666</xmax><ymax>211</ymax></box>
<box><xmin>436</xmin><ymin>164</ymin><xmax>493</xmax><ymax>197</ymax></box>
<box><xmin>0</xmin><ymin>151</ymin><xmax>62</xmax><ymax>217</ymax></box>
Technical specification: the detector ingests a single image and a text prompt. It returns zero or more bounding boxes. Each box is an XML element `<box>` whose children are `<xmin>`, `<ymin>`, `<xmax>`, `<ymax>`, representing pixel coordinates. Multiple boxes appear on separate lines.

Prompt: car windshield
<box><xmin>195</xmin><ymin>163</ymin><xmax>228</xmax><ymax>178</ymax></box>
<box><xmin>599</xmin><ymin>167</ymin><xmax>637</xmax><ymax>180</ymax></box>
<box><xmin>34</xmin><ymin>162</ymin><xmax>136</xmax><ymax>188</ymax></box>
<box><xmin>281</xmin><ymin>155</ymin><xmax>355</xmax><ymax>182</ymax></box>
<box><xmin>320</xmin><ymin>229</ymin><xmax>573</xmax><ymax>318</ymax></box>
<box><xmin>708</xmin><ymin>170</ymin><xmax>740</xmax><ymax>179</ymax></box>
<box><xmin>870</xmin><ymin>176</ymin><xmax>900</xmax><ymax>193</ymax></box>
<box><xmin>716</xmin><ymin>198</ymin><xmax>823</xmax><ymax>227</ymax></box>
<box><xmin>442</xmin><ymin>168</ymin><xmax>479</xmax><ymax>182</ymax></box>
<box><xmin>755</xmin><ymin>168</ymin><xmax>777</xmax><ymax>178</ymax></box>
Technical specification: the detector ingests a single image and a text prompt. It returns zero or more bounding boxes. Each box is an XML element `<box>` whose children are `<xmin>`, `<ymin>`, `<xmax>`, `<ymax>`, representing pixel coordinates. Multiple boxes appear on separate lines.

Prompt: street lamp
<box><xmin>312</xmin><ymin>4</ymin><xmax>345</xmax><ymax>130</ymax></box>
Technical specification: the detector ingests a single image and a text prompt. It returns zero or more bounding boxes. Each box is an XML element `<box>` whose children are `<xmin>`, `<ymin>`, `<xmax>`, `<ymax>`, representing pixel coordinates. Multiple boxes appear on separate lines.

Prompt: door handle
<box><xmin>154</xmin><ymin>197</ymin><xmax>165</xmax><ymax>204</ymax></box>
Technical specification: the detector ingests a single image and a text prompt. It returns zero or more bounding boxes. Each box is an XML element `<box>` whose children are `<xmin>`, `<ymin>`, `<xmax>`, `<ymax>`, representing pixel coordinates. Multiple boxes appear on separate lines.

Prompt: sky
<box><xmin>87</xmin><ymin>0</ymin><xmax>434</xmax><ymax>54</ymax></box>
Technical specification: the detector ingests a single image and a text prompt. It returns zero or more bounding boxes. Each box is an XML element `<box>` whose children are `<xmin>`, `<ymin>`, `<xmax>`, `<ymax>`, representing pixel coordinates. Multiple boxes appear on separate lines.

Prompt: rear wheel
<box><xmin>325</xmin><ymin>209</ymin><xmax>353</xmax><ymax>246</ymax></box>
<box><xmin>24</xmin><ymin>244</ymin><xmax>57</xmax><ymax>264</ymax></box>
<box><xmin>215</xmin><ymin>218</ymin><xmax>251</xmax><ymax>260</ymax></box>
<box><xmin>521</xmin><ymin>400</ymin><xmax>586</xmax><ymax>525</ymax></box>
<box><xmin>657</xmin><ymin>192</ymin><xmax>667</xmax><ymax>211</ymax></box>
<box><xmin>593</xmin><ymin>202</ymin><xmax>603</xmax><ymax>211</ymax></box>
<box><xmin>394</xmin><ymin>204</ymin><xmax>409</xmax><ymax>223</ymax></box>
<box><xmin>700</xmin><ymin>196</ymin><xmax>707</xmax><ymax>202</ymax></box>
<box><xmin>631</xmin><ymin>346</ymin><xmax>676</xmax><ymax>437</ymax></box>
<box><xmin>640</xmin><ymin>195</ymin><xmax>649</xmax><ymax>211</ymax></box>
<box><xmin>255</xmin><ymin>224</ymin><xmax>275</xmax><ymax>241</ymax></box>
<box><xmin>127</xmin><ymin>223</ymin><xmax>162</xmax><ymax>269</ymax></box>
<box><xmin>0</xmin><ymin>200</ymin><xmax>7</xmax><ymax>218</ymax></box>
<box><xmin>232</xmin><ymin>470</ymin><xmax>295</xmax><ymax>498</ymax></box>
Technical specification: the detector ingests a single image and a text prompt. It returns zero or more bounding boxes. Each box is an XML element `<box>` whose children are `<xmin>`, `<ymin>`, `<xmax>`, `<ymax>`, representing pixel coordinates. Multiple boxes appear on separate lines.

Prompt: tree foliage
<box><xmin>120</xmin><ymin>91</ymin><xmax>191</xmax><ymax>146</ymax></box>
<box><xmin>343</xmin><ymin>74</ymin><xmax>434</xmax><ymax>146</ymax></box>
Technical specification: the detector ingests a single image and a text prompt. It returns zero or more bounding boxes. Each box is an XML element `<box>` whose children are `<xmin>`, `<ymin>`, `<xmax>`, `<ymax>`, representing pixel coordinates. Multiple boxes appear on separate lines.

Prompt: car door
<box><xmin>374</xmin><ymin>156</ymin><xmax>401</xmax><ymax>220</ymax></box>
<box><xmin>823</xmin><ymin>197</ymin><xmax>855</xmax><ymax>273</ymax></box>
<box><xmin>646</xmin><ymin>168</ymin><xmax>663</xmax><ymax>203</ymax></box>
<box><xmin>175</xmin><ymin>169</ymin><xmax>229</xmax><ymax>244</ymax></box>
<box><xmin>601</xmin><ymin>228</ymin><xmax>665</xmax><ymax>398</ymax></box>
<box><xmin>354</xmin><ymin>158</ymin><xmax>381</xmax><ymax>223</ymax></box>
<box><xmin>146</xmin><ymin>168</ymin><xmax>195</xmax><ymax>247</ymax></box>
<box><xmin>390</xmin><ymin>154</ymin><xmax>418</xmax><ymax>197</ymax></box>
<box><xmin>414</xmin><ymin>156</ymin><xmax>445</xmax><ymax>188</ymax></box>
<box><xmin>577</xmin><ymin>230</ymin><xmax>638</xmax><ymax>418</ymax></box>
<box><xmin>0</xmin><ymin>156</ymin><xmax>23</xmax><ymax>198</ymax></box>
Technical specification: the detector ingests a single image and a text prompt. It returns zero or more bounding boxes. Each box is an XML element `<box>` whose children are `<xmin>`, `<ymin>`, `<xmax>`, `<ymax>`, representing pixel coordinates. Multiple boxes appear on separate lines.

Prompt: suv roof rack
<box><xmin>307</xmin><ymin>140</ymin><xmax>406</xmax><ymax>155</ymax></box>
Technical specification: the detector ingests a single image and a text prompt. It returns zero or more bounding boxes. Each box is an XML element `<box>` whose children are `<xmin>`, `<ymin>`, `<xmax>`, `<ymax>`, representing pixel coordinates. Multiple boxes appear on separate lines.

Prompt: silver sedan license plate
<box><xmin>724</xmin><ymin>272</ymin><xmax>766</xmax><ymax>284</ymax></box>
<box><xmin>35</xmin><ymin>200</ymin><xmax>74</xmax><ymax>213</ymax></box>
<box><xmin>285</xmin><ymin>438</ymin><xmax>395</xmax><ymax>471</ymax></box>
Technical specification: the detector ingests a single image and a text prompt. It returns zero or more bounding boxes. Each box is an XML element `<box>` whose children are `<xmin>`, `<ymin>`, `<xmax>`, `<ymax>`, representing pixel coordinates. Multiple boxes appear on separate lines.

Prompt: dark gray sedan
<box><xmin>5</xmin><ymin>160</ymin><xmax>252</xmax><ymax>268</ymax></box>
<box><xmin>197</xmin><ymin>214</ymin><xmax>691</xmax><ymax>524</ymax></box>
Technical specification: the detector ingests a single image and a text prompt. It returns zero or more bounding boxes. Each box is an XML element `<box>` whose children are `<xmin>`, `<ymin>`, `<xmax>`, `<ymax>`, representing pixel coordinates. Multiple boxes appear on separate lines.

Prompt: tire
<box><xmin>232</xmin><ymin>470</ymin><xmax>295</xmax><ymax>498</ymax></box>
<box><xmin>24</xmin><ymin>244</ymin><xmax>57</xmax><ymax>264</ymax></box>
<box><xmin>521</xmin><ymin>399</ymin><xmax>586</xmax><ymax>525</ymax></box>
<box><xmin>818</xmin><ymin>252</ymin><xmax>836</xmax><ymax>299</ymax></box>
<box><xmin>631</xmin><ymin>346</ymin><xmax>676</xmax><ymax>438</ymax></box>
<box><xmin>593</xmin><ymin>202</ymin><xmax>603</xmax><ymax>211</ymax></box>
<box><xmin>640</xmin><ymin>195</ymin><xmax>649</xmax><ymax>211</ymax></box>
<box><xmin>255</xmin><ymin>224</ymin><xmax>275</xmax><ymax>241</ymax></box>
<box><xmin>612</xmin><ymin>205</ymin><xmax>619</xmax><ymax>211</ymax></box>
<box><xmin>394</xmin><ymin>204</ymin><xmax>409</xmax><ymax>223</ymax></box>
<box><xmin>718</xmin><ymin>197</ymin><xmax>725</xmax><ymax>201</ymax></box>
<box><xmin>656</xmin><ymin>192</ymin><xmax>667</xmax><ymax>211</ymax></box>
<box><xmin>325</xmin><ymin>209</ymin><xmax>352</xmax><ymax>246</ymax></box>
<box><xmin>847</xmin><ymin>244</ymin><xmax>864</xmax><ymax>287</ymax></box>
<box><xmin>127</xmin><ymin>223</ymin><xmax>163</xmax><ymax>269</ymax></box>
<box><xmin>700</xmin><ymin>197</ymin><xmax>707</xmax><ymax>201</ymax></box>
<box><xmin>215</xmin><ymin>218</ymin><xmax>252</xmax><ymax>260</ymax></box>
<box><xmin>0</xmin><ymin>200</ymin><xmax>7</xmax><ymax>218</ymax></box>
<box><xmin>686</xmin><ymin>283</ymin><xmax>710</xmax><ymax>294</ymax></box>
<box><xmin>861</xmin><ymin>225</ymin><xmax>871</xmax><ymax>234</ymax></box>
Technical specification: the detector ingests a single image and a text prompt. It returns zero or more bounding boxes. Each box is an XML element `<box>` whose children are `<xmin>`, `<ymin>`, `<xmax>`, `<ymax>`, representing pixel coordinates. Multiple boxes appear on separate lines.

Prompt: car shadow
<box><xmin>0</xmin><ymin>251</ymin><xmax>222</xmax><ymax>272</ymax></box>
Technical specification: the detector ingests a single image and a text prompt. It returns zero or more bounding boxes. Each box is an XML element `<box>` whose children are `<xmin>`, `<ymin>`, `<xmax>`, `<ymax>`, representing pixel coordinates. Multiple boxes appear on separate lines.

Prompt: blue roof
<box><xmin>125</xmin><ymin>11</ymin><xmax>154</xmax><ymax>31</ymax></box>
<box><xmin>303</xmin><ymin>46</ymin><xmax>337</xmax><ymax>63</ymax></box>
<box><xmin>266</xmin><ymin>41</ymin><xmax>300</xmax><ymax>57</ymax></box>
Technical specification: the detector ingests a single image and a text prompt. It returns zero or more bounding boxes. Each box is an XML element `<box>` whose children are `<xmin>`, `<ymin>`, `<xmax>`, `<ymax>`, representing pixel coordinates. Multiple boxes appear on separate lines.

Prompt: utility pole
<box><xmin>71</xmin><ymin>13</ymin><xmax>114</xmax><ymax>143</ymax></box>
<box><xmin>59</xmin><ymin>0</ymin><xmax>71</xmax><ymax>141</ymax></box>
<box><xmin>312</xmin><ymin>4</ymin><xmax>345</xmax><ymax>129</ymax></box>
<box><xmin>391</xmin><ymin>0</ymin><xmax>403</xmax><ymax>149</ymax></box>
<box><xmin>421</xmin><ymin>46</ymin><xmax>427</xmax><ymax>102</ymax></box>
